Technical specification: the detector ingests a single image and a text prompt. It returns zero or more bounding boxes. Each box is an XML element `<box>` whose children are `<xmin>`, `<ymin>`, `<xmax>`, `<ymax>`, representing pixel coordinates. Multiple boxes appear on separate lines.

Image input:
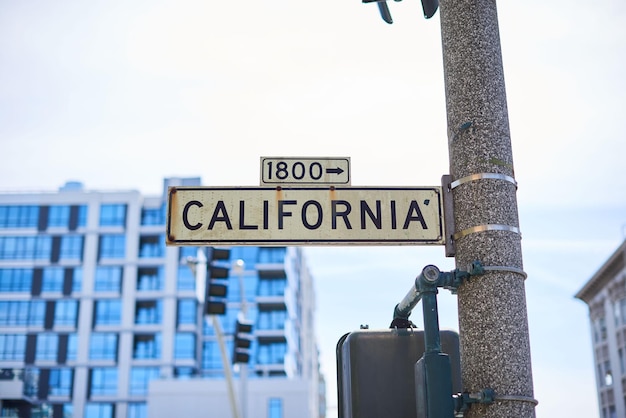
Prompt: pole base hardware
<box><xmin>453</xmin><ymin>388</ymin><xmax>495</xmax><ymax>416</ymax></box>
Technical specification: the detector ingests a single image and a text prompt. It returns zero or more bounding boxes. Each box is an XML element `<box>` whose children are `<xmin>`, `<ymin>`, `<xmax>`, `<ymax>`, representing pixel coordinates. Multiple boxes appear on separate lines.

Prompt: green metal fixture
<box><xmin>391</xmin><ymin>262</ymin><xmax>489</xmax><ymax>418</ymax></box>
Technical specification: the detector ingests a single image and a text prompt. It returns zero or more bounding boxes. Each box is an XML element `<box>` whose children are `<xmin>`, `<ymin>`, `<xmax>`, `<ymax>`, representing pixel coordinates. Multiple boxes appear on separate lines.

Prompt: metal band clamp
<box><xmin>453</xmin><ymin>224</ymin><xmax>521</xmax><ymax>241</ymax></box>
<box><xmin>449</xmin><ymin>173</ymin><xmax>517</xmax><ymax>190</ymax></box>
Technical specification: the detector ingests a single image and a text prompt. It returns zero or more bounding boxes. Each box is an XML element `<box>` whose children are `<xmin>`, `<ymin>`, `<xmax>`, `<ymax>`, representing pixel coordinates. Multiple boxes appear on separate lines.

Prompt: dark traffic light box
<box><xmin>336</xmin><ymin>328</ymin><xmax>461</xmax><ymax>418</ymax></box>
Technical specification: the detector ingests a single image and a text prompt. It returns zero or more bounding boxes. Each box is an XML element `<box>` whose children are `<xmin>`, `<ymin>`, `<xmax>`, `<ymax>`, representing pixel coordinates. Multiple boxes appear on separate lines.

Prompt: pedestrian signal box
<box><xmin>336</xmin><ymin>328</ymin><xmax>461</xmax><ymax>418</ymax></box>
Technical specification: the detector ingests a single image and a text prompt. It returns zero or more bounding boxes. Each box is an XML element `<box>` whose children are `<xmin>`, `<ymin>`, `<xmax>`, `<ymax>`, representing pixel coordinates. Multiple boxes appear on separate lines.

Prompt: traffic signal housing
<box><xmin>336</xmin><ymin>328</ymin><xmax>461</xmax><ymax>418</ymax></box>
<box><xmin>233</xmin><ymin>319</ymin><xmax>254</xmax><ymax>364</ymax></box>
<box><xmin>203</xmin><ymin>247</ymin><xmax>231</xmax><ymax>316</ymax></box>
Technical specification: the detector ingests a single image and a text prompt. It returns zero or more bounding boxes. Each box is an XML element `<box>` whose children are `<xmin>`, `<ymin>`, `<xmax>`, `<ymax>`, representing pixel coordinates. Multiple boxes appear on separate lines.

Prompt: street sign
<box><xmin>166</xmin><ymin>186</ymin><xmax>444</xmax><ymax>246</ymax></box>
<box><xmin>260</xmin><ymin>157</ymin><xmax>350</xmax><ymax>186</ymax></box>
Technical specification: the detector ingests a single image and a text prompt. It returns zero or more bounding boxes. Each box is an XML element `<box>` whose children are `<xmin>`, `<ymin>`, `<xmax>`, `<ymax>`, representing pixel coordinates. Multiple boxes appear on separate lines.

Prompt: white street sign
<box><xmin>166</xmin><ymin>186</ymin><xmax>444</xmax><ymax>246</ymax></box>
<box><xmin>260</xmin><ymin>157</ymin><xmax>350</xmax><ymax>185</ymax></box>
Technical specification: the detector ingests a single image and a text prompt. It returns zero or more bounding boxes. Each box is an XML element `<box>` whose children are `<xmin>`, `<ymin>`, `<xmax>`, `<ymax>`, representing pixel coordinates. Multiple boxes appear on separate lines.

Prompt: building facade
<box><xmin>0</xmin><ymin>178</ymin><xmax>324</xmax><ymax>418</ymax></box>
<box><xmin>576</xmin><ymin>240</ymin><xmax>626</xmax><ymax>418</ymax></box>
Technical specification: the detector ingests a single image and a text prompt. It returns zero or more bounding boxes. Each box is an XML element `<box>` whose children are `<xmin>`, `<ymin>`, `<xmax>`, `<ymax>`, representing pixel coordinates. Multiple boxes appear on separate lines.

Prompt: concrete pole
<box><xmin>438</xmin><ymin>0</ymin><xmax>536</xmax><ymax>417</ymax></box>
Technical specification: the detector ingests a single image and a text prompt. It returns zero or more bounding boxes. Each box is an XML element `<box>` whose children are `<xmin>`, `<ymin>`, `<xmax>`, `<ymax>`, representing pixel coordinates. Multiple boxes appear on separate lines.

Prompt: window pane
<box><xmin>174</xmin><ymin>333</ymin><xmax>195</xmax><ymax>359</ymax></box>
<box><xmin>140</xmin><ymin>206</ymin><xmax>165</xmax><ymax>226</ymax></box>
<box><xmin>133</xmin><ymin>334</ymin><xmax>161</xmax><ymax>359</ymax></box>
<box><xmin>0</xmin><ymin>205</ymin><xmax>39</xmax><ymax>228</ymax></box>
<box><xmin>0</xmin><ymin>334</ymin><xmax>26</xmax><ymax>361</ymax></box>
<box><xmin>138</xmin><ymin>235</ymin><xmax>165</xmax><ymax>258</ymax></box>
<box><xmin>177</xmin><ymin>299</ymin><xmax>197</xmax><ymax>325</ymax></box>
<box><xmin>94</xmin><ymin>300</ymin><xmax>122</xmax><ymax>326</ymax></box>
<box><xmin>42</xmin><ymin>267</ymin><xmax>64</xmax><ymax>292</ymax></box>
<box><xmin>94</xmin><ymin>267</ymin><xmax>123</xmax><ymax>292</ymax></box>
<box><xmin>49</xmin><ymin>368</ymin><xmax>73</xmax><ymax>396</ymax></box>
<box><xmin>268</xmin><ymin>398</ymin><xmax>283</xmax><ymax>418</ymax></box>
<box><xmin>177</xmin><ymin>266</ymin><xmax>195</xmax><ymax>291</ymax></box>
<box><xmin>128</xmin><ymin>403</ymin><xmax>147</xmax><ymax>418</ymax></box>
<box><xmin>48</xmin><ymin>205</ymin><xmax>70</xmax><ymax>228</ymax></box>
<box><xmin>36</xmin><ymin>334</ymin><xmax>59</xmax><ymax>361</ymax></box>
<box><xmin>89</xmin><ymin>333</ymin><xmax>118</xmax><ymax>360</ymax></box>
<box><xmin>129</xmin><ymin>367</ymin><xmax>159</xmax><ymax>395</ymax></box>
<box><xmin>137</xmin><ymin>267</ymin><xmax>164</xmax><ymax>291</ymax></box>
<box><xmin>89</xmin><ymin>368</ymin><xmax>118</xmax><ymax>396</ymax></box>
<box><xmin>66</xmin><ymin>334</ymin><xmax>78</xmax><ymax>361</ymax></box>
<box><xmin>85</xmin><ymin>403</ymin><xmax>114</xmax><ymax>418</ymax></box>
<box><xmin>99</xmin><ymin>204</ymin><xmax>127</xmax><ymax>227</ymax></box>
<box><xmin>54</xmin><ymin>300</ymin><xmax>78</xmax><ymax>327</ymax></box>
<box><xmin>60</xmin><ymin>235</ymin><xmax>84</xmax><ymax>261</ymax></box>
<box><xmin>98</xmin><ymin>235</ymin><xmax>126</xmax><ymax>259</ymax></box>
<box><xmin>0</xmin><ymin>268</ymin><xmax>33</xmax><ymax>292</ymax></box>
<box><xmin>135</xmin><ymin>301</ymin><xmax>162</xmax><ymax>324</ymax></box>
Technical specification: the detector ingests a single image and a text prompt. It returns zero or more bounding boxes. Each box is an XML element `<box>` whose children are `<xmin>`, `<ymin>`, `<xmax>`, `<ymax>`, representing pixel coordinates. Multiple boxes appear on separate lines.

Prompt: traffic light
<box><xmin>362</xmin><ymin>0</ymin><xmax>438</xmax><ymax>24</ymax></box>
<box><xmin>203</xmin><ymin>247</ymin><xmax>231</xmax><ymax>316</ymax></box>
<box><xmin>336</xmin><ymin>328</ymin><xmax>461</xmax><ymax>418</ymax></box>
<box><xmin>233</xmin><ymin>318</ymin><xmax>254</xmax><ymax>364</ymax></box>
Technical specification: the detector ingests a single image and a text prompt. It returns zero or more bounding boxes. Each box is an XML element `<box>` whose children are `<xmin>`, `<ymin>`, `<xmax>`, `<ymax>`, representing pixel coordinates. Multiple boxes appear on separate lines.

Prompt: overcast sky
<box><xmin>1</xmin><ymin>0</ymin><xmax>625</xmax><ymax>417</ymax></box>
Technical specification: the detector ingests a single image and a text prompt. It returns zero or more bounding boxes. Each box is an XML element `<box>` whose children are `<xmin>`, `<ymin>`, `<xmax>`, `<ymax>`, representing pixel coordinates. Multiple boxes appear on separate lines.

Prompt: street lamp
<box><xmin>186</xmin><ymin>249</ymin><xmax>240</xmax><ymax>418</ymax></box>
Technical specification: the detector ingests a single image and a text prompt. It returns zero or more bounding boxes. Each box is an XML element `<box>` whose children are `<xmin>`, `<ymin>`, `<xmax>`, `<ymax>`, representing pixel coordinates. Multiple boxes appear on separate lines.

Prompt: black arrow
<box><xmin>326</xmin><ymin>167</ymin><xmax>344</xmax><ymax>175</ymax></box>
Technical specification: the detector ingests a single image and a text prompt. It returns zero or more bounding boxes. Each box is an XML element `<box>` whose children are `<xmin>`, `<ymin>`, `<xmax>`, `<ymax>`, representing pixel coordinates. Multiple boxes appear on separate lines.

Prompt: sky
<box><xmin>1</xmin><ymin>0</ymin><xmax>625</xmax><ymax>417</ymax></box>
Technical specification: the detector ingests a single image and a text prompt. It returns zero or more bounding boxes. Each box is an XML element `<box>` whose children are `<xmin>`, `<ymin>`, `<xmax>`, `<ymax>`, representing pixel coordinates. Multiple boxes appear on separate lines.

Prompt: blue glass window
<box><xmin>0</xmin><ymin>236</ymin><xmax>51</xmax><ymax>260</ymax></box>
<box><xmin>85</xmin><ymin>403</ymin><xmax>114</xmax><ymax>418</ymax></box>
<box><xmin>94</xmin><ymin>300</ymin><xmax>121</xmax><ymax>326</ymax></box>
<box><xmin>89</xmin><ymin>368</ymin><xmax>118</xmax><ymax>396</ymax></box>
<box><xmin>258</xmin><ymin>247</ymin><xmax>286</xmax><ymax>264</ymax></box>
<box><xmin>94</xmin><ymin>267</ymin><xmax>122</xmax><ymax>292</ymax></box>
<box><xmin>76</xmin><ymin>205</ymin><xmax>88</xmax><ymax>228</ymax></box>
<box><xmin>89</xmin><ymin>333</ymin><xmax>118</xmax><ymax>360</ymax></box>
<box><xmin>49</xmin><ymin>368</ymin><xmax>73</xmax><ymax>396</ymax></box>
<box><xmin>0</xmin><ymin>334</ymin><xmax>26</xmax><ymax>361</ymax></box>
<box><xmin>177</xmin><ymin>299</ymin><xmax>196</xmax><ymax>326</ymax></box>
<box><xmin>54</xmin><ymin>300</ymin><xmax>78</xmax><ymax>327</ymax></box>
<box><xmin>138</xmin><ymin>235</ymin><xmax>165</xmax><ymax>258</ymax></box>
<box><xmin>60</xmin><ymin>235</ymin><xmax>84</xmax><ymax>261</ymax></box>
<box><xmin>0</xmin><ymin>268</ymin><xmax>33</xmax><ymax>292</ymax></box>
<box><xmin>129</xmin><ymin>367</ymin><xmax>159</xmax><ymax>396</ymax></box>
<box><xmin>257</xmin><ymin>342</ymin><xmax>286</xmax><ymax>365</ymax></box>
<box><xmin>36</xmin><ymin>334</ymin><xmax>59</xmax><ymax>361</ymax></box>
<box><xmin>268</xmin><ymin>398</ymin><xmax>283</xmax><ymax>418</ymax></box>
<box><xmin>135</xmin><ymin>301</ymin><xmax>162</xmax><ymax>324</ymax></box>
<box><xmin>257</xmin><ymin>309</ymin><xmax>287</xmax><ymax>330</ymax></box>
<box><xmin>141</xmin><ymin>206</ymin><xmax>165</xmax><ymax>226</ymax></box>
<box><xmin>0</xmin><ymin>301</ymin><xmax>29</xmax><ymax>326</ymax></box>
<box><xmin>0</xmin><ymin>205</ymin><xmax>39</xmax><ymax>228</ymax></box>
<box><xmin>177</xmin><ymin>266</ymin><xmax>195</xmax><ymax>291</ymax></box>
<box><xmin>132</xmin><ymin>334</ymin><xmax>161</xmax><ymax>359</ymax></box>
<box><xmin>0</xmin><ymin>301</ymin><xmax>44</xmax><ymax>327</ymax></box>
<box><xmin>137</xmin><ymin>267</ymin><xmax>164</xmax><ymax>291</ymax></box>
<box><xmin>29</xmin><ymin>301</ymin><xmax>45</xmax><ymax>326</ymax></box>
<box><xmin>202</xmin><ymin>341</ymin><xmax>225</xmax><ymax>370</ymax></box>
<box><xmin>128</xmin><ymin>403</ymin><xmax>147</xmax><ymax>418</ymax></box>
<box><xmin>66</xmin><ymin>333</ymin><xmax>78</xmax><ymax>361</ymax></box>
<box><xmin>99</xmin><ymin>204</ymin><xmax>126</xmax><ymax>227</ymax></box>
<box><xmin>257</xmin><ymin>278</ymin><xmax>286</xmax><ymax>297</ymax></box>
<box><xmin>72</xmin><ymin>267</ymin><xmax>83</xmax><ymax>292</ymax></box>
<box><xmin>227</xmin><ymin>274</ymin><xmax>257</xmax><ymax>303</ymax></box>
<box><xmin>42</xmin><ymin>267</ymin><xmax>64</xmax><ymax>293</ymax></box>
<box><xmin>48</xmin><ymin>205</ymin><xmax>70</xmax><ymax>228</ymax></box>
<box><xmin>174</xmin><ymin>333</ymin><xmax>195</xmax><ymax>359</ymax></box>
<box><xmin>98</xmin><ymin>235</ymin><xmax>126</xmax><ymax>259</ymax></box>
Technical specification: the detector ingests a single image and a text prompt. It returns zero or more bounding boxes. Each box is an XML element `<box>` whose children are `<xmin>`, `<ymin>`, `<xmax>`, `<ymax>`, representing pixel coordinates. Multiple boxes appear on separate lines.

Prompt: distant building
<box><xmin>0</xmin><ymin>178</ymin><xmax>325</xmax><ymax>418</ymax></box>
<box><xmin>576</xmin><ymin>239</ymin><xmax>626</xmax><ymax>418</ymax></box>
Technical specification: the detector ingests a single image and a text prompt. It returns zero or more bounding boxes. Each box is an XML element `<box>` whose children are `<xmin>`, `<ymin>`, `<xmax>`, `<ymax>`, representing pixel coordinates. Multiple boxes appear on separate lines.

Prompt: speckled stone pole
<box><xmin>439</xmin><ymin>0</ymin><xmax>536</xmax><ymax>417</ymax></box>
